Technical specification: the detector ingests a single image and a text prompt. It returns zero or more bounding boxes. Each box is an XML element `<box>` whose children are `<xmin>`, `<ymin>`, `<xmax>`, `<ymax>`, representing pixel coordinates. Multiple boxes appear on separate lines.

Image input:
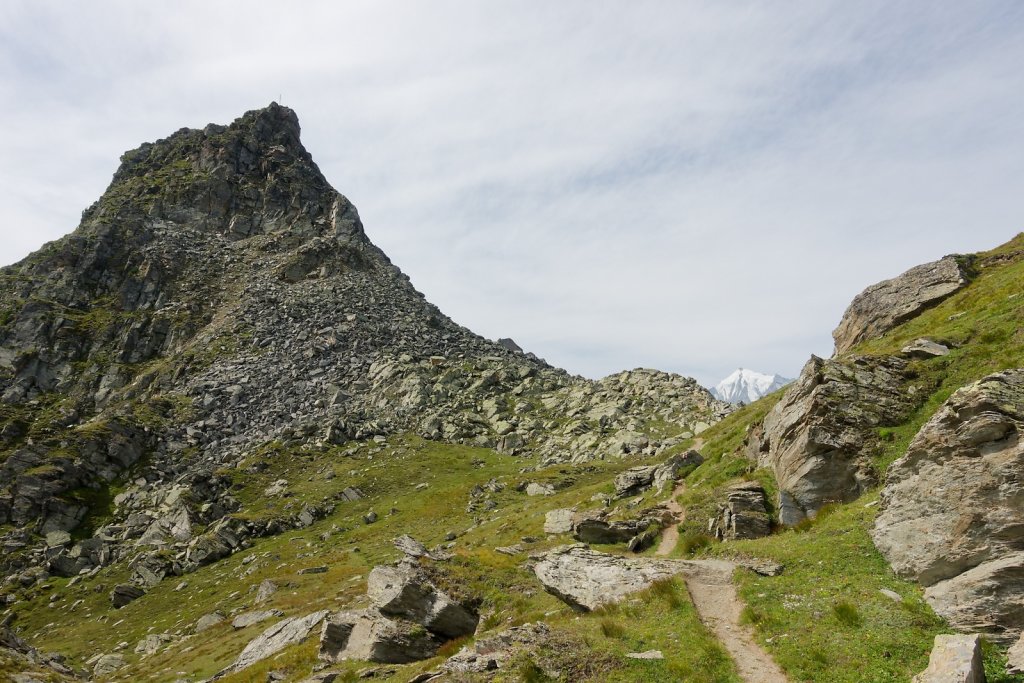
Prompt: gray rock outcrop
<box><xmin>318</xmin><ymin>608</ymin><xmax>442</xmax><ymax>664</ymax></box>
<box><xmin>613</xmin><ymin>449</ymin><xmax>703</xmax><ymax>498</ymax></box>
<box><xmin>873</xmin><ymin>369</ymin><xmax>1024</xmax><ymax>641</ymax></box>
<box><xmin>366</xmin><ymin>562</ymin><xmax>478</xmax><ymax>639</ymax></box>
<box><xmin>319</xmin><ymin>559</ymin><xmax>477</xmax><ymax>664</ymax></box>
<box><xmin>93</xmin><ymin>653</ymin><xmax>126</xmax><ymax>677</ymax></box>
<box><xmin>911</xmin><ymin>634</ymin><xmax>984</xmax><ymax>683</ymax></box>
<box><xmin>755</xmin><ymin>354</ymin><xmax>919</xmax><ymax>524</ymax></box>
<box><xmin>571</xmin><ymin>506</ymin><xmax>673</xmax><ymax>548</ymax></box>
<box><xmin>708</xmin><ymin>481</ymin><xmax>771</xmax><ymax>540</ymax></box>
<box><xmin>532</xmin><ymin>544</ymin><xmax>694</xmax><ymax>611</ymax></box>
<box><xmin>833</xmin><ymin>255</ymin><xmax>970</xmax><ymax>355</ymax></box>
<box><xmin>110</xmin><ymin>583</ymin><xmax>145</xmax><ymax>608</ymax></box>
<box><xmin>220</xmin><ymin>610</ymin><xmax>328</xmax><ymax>676</ymax></box>
<box><xmin>543</xmin><ymin>508</ymin><xmax>576</xmax><ymax>535</ymax></box>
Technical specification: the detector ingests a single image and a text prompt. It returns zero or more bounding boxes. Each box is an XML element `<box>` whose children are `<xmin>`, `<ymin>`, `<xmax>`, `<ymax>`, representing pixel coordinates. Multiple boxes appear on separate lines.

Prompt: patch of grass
<box><xmin>600</xmin><ymin>618</ymin><xmax>627</xmax><ymax>638</ymax></box>
<box><xmin>679</xmin><ymin>531</ymin><xmax>715</xmax><ymax>556</ymax></box>
<box><xmin>832</xmin><ymin>601</ymin><xmax>863</xmax><ymax>628</ymax></box>
<box><xmin>982</xmin><ymin>638</ymin><xmax>1024</xmax><ymax>683</ymax></box>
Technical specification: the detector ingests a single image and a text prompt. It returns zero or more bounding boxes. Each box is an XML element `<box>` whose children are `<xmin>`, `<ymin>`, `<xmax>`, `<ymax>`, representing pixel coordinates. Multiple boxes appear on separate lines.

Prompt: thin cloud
<box><xmin>1</xmin><ymin>1</ymin><xmax>1022</xmax><ymax>385</ymax></box>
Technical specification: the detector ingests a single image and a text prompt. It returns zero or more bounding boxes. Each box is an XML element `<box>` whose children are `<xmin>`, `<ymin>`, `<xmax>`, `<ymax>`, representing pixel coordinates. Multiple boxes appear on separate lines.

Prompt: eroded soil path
<box><xmin>654</xmin><ymin>479</ymin><xmax>686</xmax><ymax>556</ymax></box>
<box><xmin>656</xmin><ymin>437</ymin><xmax>789</xmax><ymax>682</ymax></box>
<box><xmin>684</xmin><ymin>561</ymin><xmax>789</xmax><ymax>683</ymax></box>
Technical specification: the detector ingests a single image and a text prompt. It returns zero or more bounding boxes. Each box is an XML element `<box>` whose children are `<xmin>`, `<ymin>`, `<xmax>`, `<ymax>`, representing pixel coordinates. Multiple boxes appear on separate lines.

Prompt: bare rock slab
<box><xmin>533</xmin><ymin>544</ymin><xmax>696</xmax><ymax>611</ymax></box>
<box><xmin>912</xmin><ymin>634</ymin><xmax>984</xmax><ymax>683</ymax></box>
<box><xmin>319</xmin><ymin>608</ymin><xmax>441</xmax><ymax>664</ymax></box>
<box><xmin>613</xmin><ymin>450</ymin><xmax>703</xmax><ymax>498</ymax></box>
<box><xmin>221</xmin><ymin>610</ymin><xmax>328</xmax><ymax>675</ymax></box>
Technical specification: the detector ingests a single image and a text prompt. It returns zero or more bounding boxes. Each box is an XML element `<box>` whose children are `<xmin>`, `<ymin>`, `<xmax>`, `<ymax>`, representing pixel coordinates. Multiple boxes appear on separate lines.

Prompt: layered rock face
<box><xmin>873</xmin><ymin>370</ymin><xmax>1024</xmax><ymax>642</ymax></box>
<box><xmin>832</xmin><ymin>255</ymin><xmax>970</xmax><ymax>355</ymax></box>
<box><xmin>752</xmin><ymin>354</ymin><xmax>920</xmax><ymax>524</ymax></box>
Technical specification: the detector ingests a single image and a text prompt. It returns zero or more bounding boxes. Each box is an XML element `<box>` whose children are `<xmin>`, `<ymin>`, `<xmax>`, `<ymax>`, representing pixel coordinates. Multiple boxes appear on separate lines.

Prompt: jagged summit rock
<box><xmin>86</xmin><ymin>102</ymin><xmax>354</xmax><ymax>241</ymax></box>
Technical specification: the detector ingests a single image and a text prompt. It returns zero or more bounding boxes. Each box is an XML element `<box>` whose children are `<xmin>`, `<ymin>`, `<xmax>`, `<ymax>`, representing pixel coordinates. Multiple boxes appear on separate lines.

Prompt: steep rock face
<box><xmin>873</xmin><ymin>370</ymin><xmax>1024</xmax><ymax>641</ymax></box>
<box><xmin>832</xmin><ymin>255</ymin><xmax>970</xmax><ymax>355</ymax></box>
<box><xmin>754</xmin><ymin>354</ymin><xmax>920</xmax><ymax>524</ymax></box>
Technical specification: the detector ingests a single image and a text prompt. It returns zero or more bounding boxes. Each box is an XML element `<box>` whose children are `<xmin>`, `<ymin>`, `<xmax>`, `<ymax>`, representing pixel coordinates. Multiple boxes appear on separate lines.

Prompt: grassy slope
<box><xmin>13</xmin><ymin>436</ymin><xmax>736</xmax><ymax>682</ymax></box>
<box><xmin>668</xmin><ymin>233</ymin><xmax>1024</xmax><ymax>682</ymax></box>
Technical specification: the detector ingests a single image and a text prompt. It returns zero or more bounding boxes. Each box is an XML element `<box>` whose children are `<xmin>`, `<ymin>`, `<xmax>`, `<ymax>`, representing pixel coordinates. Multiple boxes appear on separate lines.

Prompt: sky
<box><xmin>1</xmin><ymin>2</ymin><xmax>1023</xmax><ymax>386</ymax></box>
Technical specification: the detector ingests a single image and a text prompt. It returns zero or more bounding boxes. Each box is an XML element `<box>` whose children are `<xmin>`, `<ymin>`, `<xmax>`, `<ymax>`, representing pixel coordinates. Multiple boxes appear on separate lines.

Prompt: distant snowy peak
<box><xmin>711</xmin><ymin>368</ymin><xmax>792</xmax><ymax>404</ymax></box>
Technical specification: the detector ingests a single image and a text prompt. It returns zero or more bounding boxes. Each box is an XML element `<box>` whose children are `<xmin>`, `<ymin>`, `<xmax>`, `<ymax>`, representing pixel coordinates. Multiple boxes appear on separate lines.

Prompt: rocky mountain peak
<box><xmin>81</xmin><ymin>102</ymin><xmax>358</xmax><ymax>245</ymax></box>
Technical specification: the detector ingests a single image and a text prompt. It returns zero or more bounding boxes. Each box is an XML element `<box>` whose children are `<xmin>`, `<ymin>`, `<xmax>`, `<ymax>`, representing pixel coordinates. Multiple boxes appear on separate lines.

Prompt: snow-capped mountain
<box><xmin>711</xmin><ymin>368</ymin><xmax>793</xmax><ymax>404</ymax></box>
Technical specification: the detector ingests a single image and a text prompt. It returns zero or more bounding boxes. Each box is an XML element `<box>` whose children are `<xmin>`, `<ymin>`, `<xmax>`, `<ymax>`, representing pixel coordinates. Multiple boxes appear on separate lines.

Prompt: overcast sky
<box><xmin>2</xmin><ymin>2</ymin><xmax>1023</xmax><ymax>386</ymax></box>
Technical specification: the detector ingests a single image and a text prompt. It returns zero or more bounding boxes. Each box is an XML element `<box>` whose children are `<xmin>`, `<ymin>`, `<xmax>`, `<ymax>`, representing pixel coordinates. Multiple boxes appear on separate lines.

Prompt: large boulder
<box><xmin>544</xmin><ymin>508</ymin><xmax>576</xmax><ymax>535</ymax></box>
<box><xmin>93</xmin><ymin>653</ymin><xmax>126</xmax><ymax>677</ymax></box>
<box><xmin>532</xmin><ymin>545</ymin><xmax>695</xmax><ymax>611</ymax></box>
<box><xmin>366</xmin><ymin>562</ymin><xmax>478</xmax><ymax>639</ymax></box>
<box><xmin>318</xmin><ymin>608</ymin><xmax>441</xmax><ymax>664</ymax></box>
<box><xmin>572</xmin><ymin>513</ymin><xmax>647</xmax><ymax>545</ymax></box>
<box><xmin>912</xmin><ymin>634</ymin><xmax>985</xmax><ymax>683</ymax></box>
<box><xmin>832</xmin><ymin>255</ymin><xmax>970</xmax><ymax>355</ymax></box>
<box><xmin>756</xmin><ymin>354</ymin><xmax>918</xmax><ymax>524</ymax></box>
<box><xmin>873</xmin><ymin>370</ymin><xmax>1024</xmax><ymax>641</ymax></box>
<box><xmin>708</xmin><ymin>481</ymin><xmax>771</xmax><ymax>541</ymax></box>
<box><xmin>613</xmin><ymin>450</ymin><xmax>703</xmax><ymax>498</ymax></box>
<box><xmin>110</xmin><ymin>583</ymin><xmax>145</xmax><ymax>608</ymax></box>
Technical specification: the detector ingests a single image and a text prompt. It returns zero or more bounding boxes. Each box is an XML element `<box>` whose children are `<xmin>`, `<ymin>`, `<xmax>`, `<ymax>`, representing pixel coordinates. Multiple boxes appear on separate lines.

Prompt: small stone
<box><xmin>879</xmin><ymin>588</ymin><xmax>902</xmax><ymax>603</ymax></box>
<box><xmin>299</xmin><ymin>566</ymin><xmax>328</xmax><ymax>575</ymax></box>
<box><xmin>363</xmin><ymin>511</ymin><xmax>378</xmax><ymax>524</ymax></box>
<box><xmin>626</xmin><ymin>650</ymin><xmax>664</xmax><ymax>660</ymax></box>
<box><xmin>110</xmin><ymin>583</ymin><xmax>145</xmax><ymax>608</ymax></box>
<box><xmin>901</xmin><ymin>338</ymin><xmax>950</xmax><ymax>359</ymax></box>
<box><xmin>525</xmin><ymin>483</ymin><xmax>554</xmax><ymax>497</ymax></box>
<box><xmin>195</xmin><ymin>611</ymin><xmax>226</xmax><ymax>632</ymax></box>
